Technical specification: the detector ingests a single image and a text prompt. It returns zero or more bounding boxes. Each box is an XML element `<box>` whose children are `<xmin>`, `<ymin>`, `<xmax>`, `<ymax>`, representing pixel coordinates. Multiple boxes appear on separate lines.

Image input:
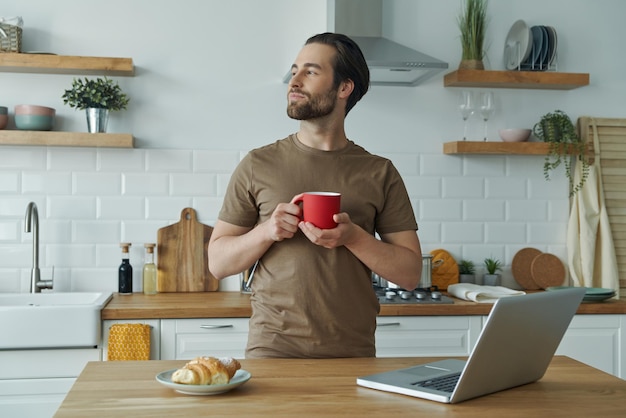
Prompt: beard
<box><xmin>287</xmin><ymin>86</ymin><xmax>338</xmax><ymax>120</ymax></box>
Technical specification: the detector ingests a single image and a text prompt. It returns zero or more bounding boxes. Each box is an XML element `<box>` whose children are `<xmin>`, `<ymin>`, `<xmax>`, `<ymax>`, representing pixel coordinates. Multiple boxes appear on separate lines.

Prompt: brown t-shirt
<box><xmin>219</xmin><ymin>134</ymin><xmax>418</xmax><ymax>358</ymax></box>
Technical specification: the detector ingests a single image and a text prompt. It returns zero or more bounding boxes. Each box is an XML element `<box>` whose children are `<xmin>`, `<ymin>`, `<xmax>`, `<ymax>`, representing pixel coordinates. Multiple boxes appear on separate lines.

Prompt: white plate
<box><xmin>156</xmin><ymin>368</ymin><xmax>251</xmax><ymax>395</ymax></box>
<box><xmin>504</xmin><ymin>20</ymin><xmax>532</xmax><ymax>70</ymax></box>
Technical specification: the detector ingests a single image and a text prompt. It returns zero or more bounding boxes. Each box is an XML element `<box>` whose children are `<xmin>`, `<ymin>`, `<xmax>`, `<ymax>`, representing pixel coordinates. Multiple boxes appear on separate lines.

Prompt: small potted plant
<box><xmin>457</xmin><ymin>0</ymin><xmax>488</xmax><ymax>70</ymax></box>
<box><xmin>458</xmin><ymin>260</ymin><xmax>476</xmax><ymax>284</ymax></box>
<box><xmin>62</xmin><ymin>77</ymin><xmax>130</xmax><ymax>133</ymax></box>
<box><xmin>533</xmin><ymin>110</ymin><xmax>590</xmax><ymax>196</ymax></box>
<box><xmin>483</xmin><ymin>256</ymin><xmax>502</xmax><ymax>286</ymax></box>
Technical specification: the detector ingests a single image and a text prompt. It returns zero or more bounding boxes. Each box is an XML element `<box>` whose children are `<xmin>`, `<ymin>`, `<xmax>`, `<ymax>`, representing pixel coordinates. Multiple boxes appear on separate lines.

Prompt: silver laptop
<box><xmin>357</xmin><ymin>287</ymin><xmax>586</xmax><ymax>403</ymax></box>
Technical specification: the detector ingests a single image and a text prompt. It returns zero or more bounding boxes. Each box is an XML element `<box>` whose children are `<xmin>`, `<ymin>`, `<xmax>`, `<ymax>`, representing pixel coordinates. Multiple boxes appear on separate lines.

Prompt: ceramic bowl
<box><xmin>499</xmin><ymin>128</ymin><xmax>531</xmax><ymax>142</ymax></box>
<box><xmin>15</xmin><ymin>104</ymin><xmax>56</xmax><ymax>116</ymax></box>
<box><xmin>14</xmin><ymin>115</ymin><xmax>55</xmax><ymax>131</ymax></box>
<box><xmin>0</xmin><ymin>106</ymin><xmax>7</xmax><ymax>130</ymax></box>
<box><xmin>14</xmin><ymin>105</ymin><xmax>56</xmax><ymax>131</ymax></box>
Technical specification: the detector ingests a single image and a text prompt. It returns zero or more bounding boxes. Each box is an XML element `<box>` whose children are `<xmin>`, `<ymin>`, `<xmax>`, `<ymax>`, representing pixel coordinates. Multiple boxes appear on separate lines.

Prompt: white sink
<box><xmin>0</xmin><ymin>292</ymin><xmax>112</xmax><ymax>349</ymax></box>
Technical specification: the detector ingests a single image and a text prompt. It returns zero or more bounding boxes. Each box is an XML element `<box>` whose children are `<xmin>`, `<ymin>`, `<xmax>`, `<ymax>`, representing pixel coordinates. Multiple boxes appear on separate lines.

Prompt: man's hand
<box><xmin>297</xmin><ymin>212</ymin><xmax>356</xmax><ymax>249</ymax></box>
<box><xmin>265</xmin><ymin>201</ymin><xmax>302</xmax><ymax>242</ymax></box>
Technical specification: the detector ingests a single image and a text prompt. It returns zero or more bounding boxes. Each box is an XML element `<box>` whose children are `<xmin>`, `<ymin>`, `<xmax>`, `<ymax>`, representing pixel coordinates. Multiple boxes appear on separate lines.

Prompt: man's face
<box><xmin>287</xmin><ymin>43</ymin><xmax>339</xmax><ymax>120</ymax></box>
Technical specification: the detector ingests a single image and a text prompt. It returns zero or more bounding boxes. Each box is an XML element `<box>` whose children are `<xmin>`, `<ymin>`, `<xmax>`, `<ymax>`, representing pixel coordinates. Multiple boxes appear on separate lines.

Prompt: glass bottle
<box><xmin>118</xmin><ymin>243</ymin><xmax>133</xmax><ymax>294</ymax></box>
<box><xmin>143</xmin><ymin>243</ymin><xmax>157</xmax><ymax>295</ymax></box>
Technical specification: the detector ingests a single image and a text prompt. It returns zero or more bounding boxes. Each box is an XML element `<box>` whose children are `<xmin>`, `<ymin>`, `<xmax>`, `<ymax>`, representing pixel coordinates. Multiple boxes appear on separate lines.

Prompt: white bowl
<box><xmin>499</xmin><ymin>128</ymin><xmax>531</xmax><ymax>142</ymax></box>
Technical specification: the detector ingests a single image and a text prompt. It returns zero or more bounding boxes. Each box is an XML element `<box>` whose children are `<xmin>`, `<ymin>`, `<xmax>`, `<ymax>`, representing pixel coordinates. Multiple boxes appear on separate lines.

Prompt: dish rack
<box><xmin>0</xmin><ymin>23</ymin><xmax>22</xmax><ymax>53</ymax></box>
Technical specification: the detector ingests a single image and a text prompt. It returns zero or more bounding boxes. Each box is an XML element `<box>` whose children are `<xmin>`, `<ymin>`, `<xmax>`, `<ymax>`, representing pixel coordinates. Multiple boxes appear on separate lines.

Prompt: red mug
<box><xmin>293</xmin><ymin>192</ymin><xmax>341</xmax><ymax>229</ymax></box>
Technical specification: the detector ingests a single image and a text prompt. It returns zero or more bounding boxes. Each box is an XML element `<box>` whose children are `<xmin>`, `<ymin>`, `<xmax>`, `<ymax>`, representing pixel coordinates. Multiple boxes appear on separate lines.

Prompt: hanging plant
<box><xmin>533</xmin><ymin>110</ymin><xmax>590</xmax><ymax>196</ymax></box>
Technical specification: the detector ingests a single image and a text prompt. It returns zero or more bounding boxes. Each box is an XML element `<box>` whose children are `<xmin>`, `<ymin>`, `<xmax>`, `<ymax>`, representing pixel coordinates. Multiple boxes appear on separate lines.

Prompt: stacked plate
<box><xmin>504</xmin><ymin>20</ymin><xmax>558</xmax><ymax>71</ymax></box>
<box><xmin>546</xmin><ymin>286</ymin><xmax>616</xmax><ymax>302</ymax></box>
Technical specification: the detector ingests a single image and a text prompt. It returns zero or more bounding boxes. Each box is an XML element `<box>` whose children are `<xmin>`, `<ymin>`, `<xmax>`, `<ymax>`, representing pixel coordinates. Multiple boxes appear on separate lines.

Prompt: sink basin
<box><xmin>0</xmin><ymin>292</ymin><xmax>112</xmax><ymax>349</ymax></box>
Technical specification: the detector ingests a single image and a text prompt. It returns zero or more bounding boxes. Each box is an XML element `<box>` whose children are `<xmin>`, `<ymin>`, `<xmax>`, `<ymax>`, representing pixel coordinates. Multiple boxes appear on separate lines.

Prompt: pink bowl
<box><xmin>14</xmin><ymin>104</ymin><xmax>56</xmax><ymax>117</ymax></box>
<box><xmin>499</xmin><ymin>128</ymin><xmax>531</xmax><ymax>142</ymax></box>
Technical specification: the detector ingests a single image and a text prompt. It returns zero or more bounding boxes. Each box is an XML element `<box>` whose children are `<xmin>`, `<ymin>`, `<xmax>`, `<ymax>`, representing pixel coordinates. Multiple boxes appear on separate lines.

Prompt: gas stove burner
<box><xmin>375</xmin><ymin>287</ymin><xmax>454</xmax><ymax>304</ymax></box>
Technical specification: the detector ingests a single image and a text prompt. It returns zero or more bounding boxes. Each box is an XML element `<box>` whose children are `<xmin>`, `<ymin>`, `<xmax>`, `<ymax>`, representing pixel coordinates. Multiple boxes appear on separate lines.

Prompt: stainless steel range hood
<box><xmin>283</xmin><ymin>0</ymin><xmax>448</xmax><ymax>86</ymax></box>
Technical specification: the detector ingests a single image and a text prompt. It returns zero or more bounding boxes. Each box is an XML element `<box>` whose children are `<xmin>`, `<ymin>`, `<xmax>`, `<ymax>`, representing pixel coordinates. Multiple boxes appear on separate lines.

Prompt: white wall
<box><xmin>0</xmin><ymin>0</ymin><xmax>624</xmax><ymax>293</ymax></box>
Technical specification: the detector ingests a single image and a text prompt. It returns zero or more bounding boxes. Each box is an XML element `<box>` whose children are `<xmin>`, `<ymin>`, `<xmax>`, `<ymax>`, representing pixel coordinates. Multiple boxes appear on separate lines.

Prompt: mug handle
<box><xmin>290</xmin><ymin>193</ymin><xmax>305</xmax><ymax>221</ymax></box>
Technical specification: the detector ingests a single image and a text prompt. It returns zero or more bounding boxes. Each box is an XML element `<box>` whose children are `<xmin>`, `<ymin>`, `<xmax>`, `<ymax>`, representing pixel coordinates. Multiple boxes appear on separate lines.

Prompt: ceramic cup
<box><xmin>292</xmin><ymin>192</ymin><xmax>341</xmax><ymax>229</ymax></box>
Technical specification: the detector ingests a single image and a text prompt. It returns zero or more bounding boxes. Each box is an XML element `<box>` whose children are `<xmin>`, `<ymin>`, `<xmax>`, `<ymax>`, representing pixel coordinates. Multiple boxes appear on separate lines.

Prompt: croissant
<box><xmin>171</xmin><ymin>356</ymin><xmax>241</xmax><ymax>385</ymax></box>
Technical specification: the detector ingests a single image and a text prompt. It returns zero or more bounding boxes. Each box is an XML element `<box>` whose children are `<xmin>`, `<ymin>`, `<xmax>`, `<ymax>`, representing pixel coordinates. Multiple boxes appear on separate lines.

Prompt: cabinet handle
<box><xmin>199</xmin><ymin>324</ymin><xmax>234</xmax><ymax>329</ymax></box>
<box><xmin>376</xmin><ymin>322</ymin><xmax>401</xmax><ymax>327</ymax></box>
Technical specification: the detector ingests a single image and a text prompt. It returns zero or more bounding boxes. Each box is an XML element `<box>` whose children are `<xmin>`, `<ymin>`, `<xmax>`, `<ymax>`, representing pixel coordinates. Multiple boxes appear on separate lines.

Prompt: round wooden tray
<box><xmin>511</xmin><ymin>248</ymin><xmax>542</xmax><ymax>290</ymax></box>
<box><xmin>531</xmin><ymin>253</ymin><xmax>566</xmax><ymax>289</ymax></box>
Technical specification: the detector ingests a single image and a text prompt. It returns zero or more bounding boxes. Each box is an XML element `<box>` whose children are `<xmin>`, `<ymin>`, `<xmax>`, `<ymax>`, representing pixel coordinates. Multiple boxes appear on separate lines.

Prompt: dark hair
<box><xmin>305</xmin><ymin>32</ymin><xmax>370</xmax><ymax>115</ymax></box>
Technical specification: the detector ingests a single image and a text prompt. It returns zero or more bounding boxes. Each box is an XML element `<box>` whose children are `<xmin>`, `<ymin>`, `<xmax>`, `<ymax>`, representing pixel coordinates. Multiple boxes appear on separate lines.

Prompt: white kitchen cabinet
<box><xmin>0</xmin><ymin>348</ymin><xmax>100</xmax><ymax>418</ymax></box>
<box><xmin>160</xmin><ymin>318</ymin><xmax>250</xmax><ymax>360</ymax></box>
<box><xmin>101</xmin><ymin>319</ymin><xmax>161</xmax><ymax>361</ymax></box>
<box><xmin>556</xmin><ymin>314</ymin><xmax>626</xmax><ymax>379</ymax></box>
<box><xmin>375</xmin><ymin>316</ymin><xmax>483</xmax><ymax>357</ymax></box>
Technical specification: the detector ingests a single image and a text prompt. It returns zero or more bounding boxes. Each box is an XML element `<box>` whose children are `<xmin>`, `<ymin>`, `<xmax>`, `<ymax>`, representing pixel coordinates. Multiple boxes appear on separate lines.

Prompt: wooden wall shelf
<box><xmin>443</xmin><ymin>69</ymin><xmax>589</xmax><ymax>90</ymax></box>
<box><xmin>443</xmin><ymin>141</ymin><xmax>592</xmax><ymax>156</ymax></box>
<box><xmin>443</xmin><ymin>141</ymin><xmax>552</xmax><ymax>155</ymax></box>
<box><xmin>0</xmin><ymin>131</ymin><xmax>134</xmax><ymax>148</ymax></box>
<box><xmin>0</xmin><ymin>53</ymin><xmax>134</xmax><ymax>76</ymax></box>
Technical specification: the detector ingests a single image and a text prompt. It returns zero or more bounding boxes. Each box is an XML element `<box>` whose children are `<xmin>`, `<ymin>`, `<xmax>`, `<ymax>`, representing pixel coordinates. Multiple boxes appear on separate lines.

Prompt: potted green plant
<box><xmin>458</xmin><ymin>260</ymin><xmax>476</xmax><ymax>284</ymax></box>
<box><xmin>533</xmin><ymin>110</ymin><xmax>590</xmax><ymax>196</ymax></box>
<box><xmin>62</xmin><ymin>77</ymin><xmax>130</xmax><ymax>133</ymax></box>
<box><xmin>457</xmin><ymin>0</ymin><xmax>488</xmax><ymax>70</ymax></box>
<box><xmin>483</xmin><ymin>256</ymin><xmax>502</xmax><ymax>286</ymax></box>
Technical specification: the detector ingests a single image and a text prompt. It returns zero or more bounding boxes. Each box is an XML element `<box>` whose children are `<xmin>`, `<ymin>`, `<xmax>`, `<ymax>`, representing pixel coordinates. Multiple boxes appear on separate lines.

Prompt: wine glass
<box><xmin>458</xmin><ymin>91</ymin><xmax>475</xmax><ymax>141</ymax></box>
<box><xmin>479</xmin><ymin>91</ymin><xmax>495</xmax><ymax>141</ymax></box>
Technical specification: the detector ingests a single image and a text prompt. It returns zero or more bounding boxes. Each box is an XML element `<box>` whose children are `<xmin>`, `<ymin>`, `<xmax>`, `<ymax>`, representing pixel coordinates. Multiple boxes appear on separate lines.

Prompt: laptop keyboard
<box><xmin>413</xmin><ymin>372</ymin><xmax>461</xmax><ymax>393</ymax></box>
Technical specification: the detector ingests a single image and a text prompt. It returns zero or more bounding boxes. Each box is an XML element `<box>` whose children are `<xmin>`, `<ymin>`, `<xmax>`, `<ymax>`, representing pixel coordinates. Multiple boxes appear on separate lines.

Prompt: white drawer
<box><xmin>375</xmin><ymin>316</ymin><xmax>482</xmax><ymax>357</ymax></box>
<box><xmin>161</xmin><ymin>318</ymin><xmax>249</xmax><ymax>360</ymax></box>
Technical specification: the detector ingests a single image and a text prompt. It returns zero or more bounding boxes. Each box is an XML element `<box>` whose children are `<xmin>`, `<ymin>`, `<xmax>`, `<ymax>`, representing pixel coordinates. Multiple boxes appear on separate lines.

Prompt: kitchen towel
<box><xmin>566</xmin><ymin>118</ymin><xmax>620</xmax><ymax>293</ymax></box>
<box><xmin>107</xmin><ymin>323</ymin><xmax>151</xmax><ymax>361</ymax></box>
<box><xmin>448</xmin><ymin>283</ymin><xmax>526</xmax><ymax>303</ymax></box>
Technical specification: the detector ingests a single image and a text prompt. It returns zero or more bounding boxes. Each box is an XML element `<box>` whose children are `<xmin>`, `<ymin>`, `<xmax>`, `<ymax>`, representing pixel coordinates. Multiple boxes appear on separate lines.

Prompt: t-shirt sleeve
<box><xmin>218</xmin><ymin>153</ymin><xmax>259</xmax><ymax>228</ymax></box>
<box><xmin>375</xmin><ymin>162</ymin><xmax>418</xmax><ymax>234</ymax></box>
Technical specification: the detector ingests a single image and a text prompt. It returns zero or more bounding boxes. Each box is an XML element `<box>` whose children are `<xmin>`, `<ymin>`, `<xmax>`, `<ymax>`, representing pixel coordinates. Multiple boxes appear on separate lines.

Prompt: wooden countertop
<box><xmin>101</xmin><ymin>291</ymin><xmax>626</xmax><ymax>320</ymax></box>
<box><xmin>54</xmin><ymin>356</ymin><xmax>626</xmax><ymax>417</ymax></box>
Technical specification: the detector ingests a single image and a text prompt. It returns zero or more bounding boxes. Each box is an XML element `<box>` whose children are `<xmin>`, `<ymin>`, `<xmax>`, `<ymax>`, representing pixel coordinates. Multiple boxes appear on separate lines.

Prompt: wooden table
<box><xmin>54</xmin><ymin>357</ymin><xmax>626</xmax><ymax>417</ymax></box>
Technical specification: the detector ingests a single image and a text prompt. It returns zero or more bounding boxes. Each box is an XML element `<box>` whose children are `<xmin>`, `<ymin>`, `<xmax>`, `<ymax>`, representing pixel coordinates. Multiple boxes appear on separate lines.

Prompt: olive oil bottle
<box><xmin>143</xmin><ymin>243</ymin><xmax>157</xmax><ymax>295</ymax></box>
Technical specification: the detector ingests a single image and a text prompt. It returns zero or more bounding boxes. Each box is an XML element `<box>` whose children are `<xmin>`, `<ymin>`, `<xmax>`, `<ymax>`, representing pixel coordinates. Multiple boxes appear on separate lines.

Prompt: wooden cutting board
<box><xmin>429</xmin><ymin>249</ymin><xmax>459</xmax><ymax>290</ymax></box>
<box><xmin>511</xmin><ymin>247</ymin><xmax>543</xmax><ymax>290</ymax></box>
<box><xmin>531</xmin><ymin>253</ymin><xmax>567</xmax><ymax>289</ymax></box>
<box><xmin>157</xmin><ymin>207</ymin><xmax>219</xmax><ymax>292</ymax></box>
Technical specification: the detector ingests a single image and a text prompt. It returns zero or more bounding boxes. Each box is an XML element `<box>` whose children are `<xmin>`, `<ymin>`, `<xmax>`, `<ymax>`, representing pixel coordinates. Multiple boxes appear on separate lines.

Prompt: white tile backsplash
<box><xmin>22</xmin><ymin>171</ymin><xmax>72</xmax><ymax>195</ymax></box>
<box><xmin>170</xmin><ymin>173</ymin><xmax>216</xmax><ymax>196</ymax></box>
<box><xmin>0</xmin><ymin>146</ymin><xmax>571</xmax><ymax>293</ymax></box>
<box><xmin>48</xmin><ymin>148</ymin><xmax>97</xmax><ymax>171</ymax></box>
<box><xmin>146</xmin><ymin>150</ymin><xmax>193</xmax><ymax>172</ymax></box>
<box><xmin>122</xmin><ymin>173</ymin><xmax>169</xmax><ymax>195</ymax></box>
<box><xmin>0</xmin><ymin>172</ymin><xmax>20</xmax><ymax>193</ymax></box>
<box><xmin>193</xmin><ymin>150</ymin><xmax>241</xmax><ymax>173</ymax></box>
<box><xmin>73</xmin><ymin>172</ymin><xmax>121</xmax><ymax>196</ymax></box>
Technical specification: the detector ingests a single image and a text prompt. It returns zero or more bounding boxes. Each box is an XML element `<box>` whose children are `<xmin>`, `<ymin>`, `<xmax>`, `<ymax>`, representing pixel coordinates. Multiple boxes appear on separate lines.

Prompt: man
<box><xmin>208</xmin><ymin>33</ymin><xmax>422</xmax><ymax>358</ymax></box>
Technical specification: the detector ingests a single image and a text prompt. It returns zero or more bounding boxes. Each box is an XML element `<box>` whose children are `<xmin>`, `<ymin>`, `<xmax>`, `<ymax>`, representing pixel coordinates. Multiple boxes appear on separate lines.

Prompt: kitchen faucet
<box><xmin>24</xmin><ymin>202</ymin><xmax>53</xmax><ymax>293</ymax></box>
